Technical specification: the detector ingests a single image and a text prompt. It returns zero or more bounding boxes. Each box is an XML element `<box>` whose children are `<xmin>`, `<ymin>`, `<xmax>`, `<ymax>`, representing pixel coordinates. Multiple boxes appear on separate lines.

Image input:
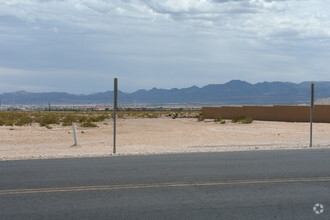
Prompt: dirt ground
<box><xmin>1</xmin><ymin>118</ymin><xmax>330</xmax><ymax>160</ymax></box>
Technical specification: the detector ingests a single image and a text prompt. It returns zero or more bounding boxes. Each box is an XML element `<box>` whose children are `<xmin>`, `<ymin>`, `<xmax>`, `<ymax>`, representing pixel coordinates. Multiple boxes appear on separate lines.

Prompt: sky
<box><xmin>0</xmin><ymin>0</ymin><xmax>329</xmax><ymax>94</ymax></box>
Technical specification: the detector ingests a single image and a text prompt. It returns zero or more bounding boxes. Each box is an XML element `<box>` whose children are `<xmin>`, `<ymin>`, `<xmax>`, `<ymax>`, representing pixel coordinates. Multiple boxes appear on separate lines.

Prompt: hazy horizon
<box><xmin>1</xmin><ymin>79</ymin><xmax>329</xmax><ymax>95</ymax></box>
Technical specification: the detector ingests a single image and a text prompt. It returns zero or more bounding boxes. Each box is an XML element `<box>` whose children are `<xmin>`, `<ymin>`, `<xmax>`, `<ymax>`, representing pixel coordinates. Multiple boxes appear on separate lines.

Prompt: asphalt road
<box><xmin>1</xmin><ymin>149</ymin><xmax>330</xmax><ymax>219</ymax></box>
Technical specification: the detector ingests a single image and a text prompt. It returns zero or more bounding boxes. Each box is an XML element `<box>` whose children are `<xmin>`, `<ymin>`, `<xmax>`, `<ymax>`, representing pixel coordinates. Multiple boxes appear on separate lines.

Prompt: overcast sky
<box><xmin>0</xmin><ymin>0</ymin><xmax>329</xmax><ymax>94</ymax></box>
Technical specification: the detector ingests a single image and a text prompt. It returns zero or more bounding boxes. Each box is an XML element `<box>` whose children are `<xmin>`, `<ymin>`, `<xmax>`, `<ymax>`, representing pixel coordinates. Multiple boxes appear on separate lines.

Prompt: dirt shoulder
<box><xmin>1</xmin><ymin>118</ymin><xmax>329</xmax><ymax>161</ymax></box>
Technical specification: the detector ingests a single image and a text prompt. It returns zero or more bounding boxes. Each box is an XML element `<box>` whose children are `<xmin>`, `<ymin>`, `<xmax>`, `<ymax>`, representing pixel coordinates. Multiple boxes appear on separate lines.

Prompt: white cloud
<box><xmin>1</xmin><ymin>0</ymin><xmax>329</xmax><ymax>39</ymax></box>
<box><xmin>0</xmin><ymin>0</ymin><xmax>329</xmax><ymax>93</ymax></box>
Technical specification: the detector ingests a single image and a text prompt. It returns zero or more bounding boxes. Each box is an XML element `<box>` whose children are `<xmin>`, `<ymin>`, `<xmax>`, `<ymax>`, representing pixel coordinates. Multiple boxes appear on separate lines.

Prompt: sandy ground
<box><xmin>1</xmin><ymin>118</ymin><xmax>330</xmax><ymax>160</ymax></box>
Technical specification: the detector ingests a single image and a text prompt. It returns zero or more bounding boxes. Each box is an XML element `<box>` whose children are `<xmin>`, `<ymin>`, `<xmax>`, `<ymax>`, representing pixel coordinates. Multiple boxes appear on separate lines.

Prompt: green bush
<box><xmin>241</xmin><ymin>117</ymin><xmax>253</xmax><ymax>124</ymax></box>
<box><xmin>232</xmin><ymin>115</ymin><xmax>253</xmax><ymax>124</ymax></box>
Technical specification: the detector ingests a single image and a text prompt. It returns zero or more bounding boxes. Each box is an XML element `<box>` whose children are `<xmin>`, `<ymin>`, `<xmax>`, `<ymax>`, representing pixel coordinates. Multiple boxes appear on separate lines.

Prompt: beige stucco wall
<box><xmin>202</xmin><ymin>105</ymin><xmax>330</xmax><ymax>122</ymax></box>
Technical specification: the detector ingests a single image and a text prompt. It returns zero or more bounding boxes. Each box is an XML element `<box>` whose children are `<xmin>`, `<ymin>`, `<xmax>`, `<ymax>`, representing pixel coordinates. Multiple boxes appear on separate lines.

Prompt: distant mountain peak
<box><xmin>1</xmin><ymin>81</ymin><xmax>330</xmax><ymax>105</ymax></box>
<box><xmin>225</xmin><ymin>80</ymin><xmax>252</xmax><ymax>85</ymax></box>
<box><xmin>14</xmin><ymin>90</ymin><xmax>28</xmax><ymax>94</ymax></box>
<box><xmin>189</xmin><ymin>85</ymin><xmax>199</xmax><ymax>89</ymax></box>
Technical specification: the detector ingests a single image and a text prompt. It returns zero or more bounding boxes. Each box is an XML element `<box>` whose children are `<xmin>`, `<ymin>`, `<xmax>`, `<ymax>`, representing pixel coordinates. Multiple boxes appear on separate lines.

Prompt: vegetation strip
<box><xmin>1</xmin><ymin>177</ymin><xmax>330</xmax><ymax>195</ymax></box>
<box><xmin>0</xmin><ymin>111</ymin><xmax>202</xmax><ymax>127</ymax></box>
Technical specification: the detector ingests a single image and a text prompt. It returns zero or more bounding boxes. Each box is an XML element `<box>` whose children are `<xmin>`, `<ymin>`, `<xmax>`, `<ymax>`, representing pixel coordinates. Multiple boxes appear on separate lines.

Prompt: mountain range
<box><xmin>1</xmin><ymin>80</ymin><xmax>330</xmax><ymax>106</ymax></box>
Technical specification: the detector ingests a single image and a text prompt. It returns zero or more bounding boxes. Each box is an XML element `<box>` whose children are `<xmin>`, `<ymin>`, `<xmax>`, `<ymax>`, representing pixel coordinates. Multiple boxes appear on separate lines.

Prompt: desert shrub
<box><xmin>85</xmin><ymin>116</ymin><xmax>99</xmax><ymax>122</ymax></box>
<box><xmin>61</xmin><ymin>114</ymin><xmax>79</xmax><ymax>126</ymax></box>
<box><xmin>36</xmin><ymin>113</ymin><xmax>60</xmax><ymax>127</ymax></box>
<box><xmin>81</xmin><ymin>121</ymin><xmax>98</xmax><ymax>127</ymax></box>
<box><xmin>102</xmin><ymin>113</ymin><xmax>111</xmax><ymax>119</ymax></box>
<box><xmin>0</xmin><ymin>118</ymin><xmax>14</xmax><ymax>126</ymax></box>
<box><xmin>14</xmin><ymin>113</ymin><xmax>33</xmax><ymax>126</ymax></box>
<box><xmin>193</xmin><ymin>111</ymin><xmax>202</xmax><ymax>118</ymax></box>
<box><xmin>140</xmin><ymin>113</ymin><xmax>148</xmax><ymax>118</ymax></box>
<box><xmin>197</xmin><ymin>113</ymin><xmax>205</xmax><ymax>121</ymax></box>
<box><xmin>15</xmin><ymin>115</ymin><xmax>33</xmax><ymax>126</ymax></box>
<box><xmin>124</xmin><ymin>112</ymin><xmax>131</xmax><ymax>118</ymax></box>
<box><xmin>241</xmin><ymin>117</ymin><xmax>253</xmax><ymax>124</ymax></box>
<box><xmin>0</xmin><ymin>112</ymin><xmax>34</xmax><ymax>126</ymax></box>
<box><xmin>131</xmin><ymin>112</ymin><xmax>142</xmax><ymax>118</ymax></box>
<box><xmin>232</xmin><ymin>115</ymin><xmax>253</xmax><ymax>124</ymax></box>
<box><xmin>5</xmin><ymin>121</ymin><xmax>14</xmax><ymax>126</ymax></box>
<box><xmin>77</xmin><ymin>115</ymin><xmax>88</xmax><ymax>123</ymax></box>
<box><xmin>46</xmin><ymin>125</ymin><xmax>52</xmax><ymax>129</ymax></box>
<box><xmin>0</xmin><ymin>112</ymin><xmax>15</xmax><ymax>126</ymax></box>
<box><xmin>214</xmin><ymin>115</ymin><xmax>222</xmax><ymax>122</ymax></box>
<box><xmin>88</xmin><ymin>114</ymin><xmax>109</xmax><ymax>122</ymax></box>
<box><xmin>232</xmin><ymin>115</ymin><xmax>244</xmax><ymax>123</ymax></box>
<box><xmin>0</xmin><ymin>115</ymin><xmax>8</xmax><ymax>126</ymax></box>
<box><xmin>166</xmin><ymin>112</ymin><xmax>177</xmax><ymax>119</ymax></box>
<box><xmin>149</xmin><ymin>113</ymin><xmax>159</xmax><ymax>118</ymax></box>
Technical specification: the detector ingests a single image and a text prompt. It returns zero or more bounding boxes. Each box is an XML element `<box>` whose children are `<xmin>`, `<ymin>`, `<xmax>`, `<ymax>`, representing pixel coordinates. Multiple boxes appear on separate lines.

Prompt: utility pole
<box><xmin>113</xmin><ymin>78</ymin><xmax>118</xmax><ymax>154</ymax></box>
<box><xmin>310</xmin><ymin>83</ymin><xmax>314</xmax><ymax>147</ymax></box>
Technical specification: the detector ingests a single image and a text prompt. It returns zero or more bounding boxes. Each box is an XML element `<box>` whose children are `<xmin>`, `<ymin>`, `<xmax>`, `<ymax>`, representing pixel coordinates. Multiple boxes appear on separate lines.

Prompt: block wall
<box><xmin>202</xmin><ymin>105</ymin><xmax>330</xmax><ymax>122</ymax></box>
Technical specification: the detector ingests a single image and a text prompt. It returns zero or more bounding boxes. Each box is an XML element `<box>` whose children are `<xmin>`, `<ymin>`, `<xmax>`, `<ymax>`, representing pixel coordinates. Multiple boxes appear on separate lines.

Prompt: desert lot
<box><xmin>1</xmin><ymin>118</ymin><xmax>330</xmax><ymax>160</ymax></box>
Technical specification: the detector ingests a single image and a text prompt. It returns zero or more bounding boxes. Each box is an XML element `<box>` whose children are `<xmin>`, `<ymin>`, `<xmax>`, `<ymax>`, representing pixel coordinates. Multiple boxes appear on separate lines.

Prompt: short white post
<box><xmin>72</xmin><ymin>123</ymin><xmax>78</xmax><ymax>146</ymax></box>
